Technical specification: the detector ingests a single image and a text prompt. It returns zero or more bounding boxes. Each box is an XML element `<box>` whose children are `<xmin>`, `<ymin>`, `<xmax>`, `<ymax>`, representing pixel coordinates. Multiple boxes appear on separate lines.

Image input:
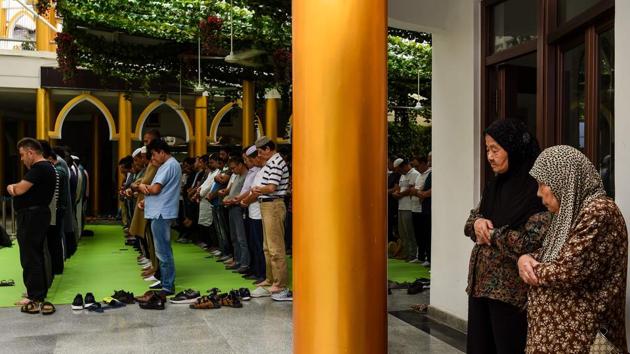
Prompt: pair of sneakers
<box><xmin>72</xmin><ymin>292</ymin><xmax>97</xmax><ymax>311</ymax></box>
<box><xmin>251</xmin><ymin>286</ymin><xmax>293</xmax><ymax>302</ymax></box>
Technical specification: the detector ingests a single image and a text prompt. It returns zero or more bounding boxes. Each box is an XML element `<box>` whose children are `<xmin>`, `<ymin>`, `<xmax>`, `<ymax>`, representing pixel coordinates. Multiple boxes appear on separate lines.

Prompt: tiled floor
<box><xmin>0</xmin><ymin>289</ymin><xmax>463</xmax><ymax>353</ymax></box>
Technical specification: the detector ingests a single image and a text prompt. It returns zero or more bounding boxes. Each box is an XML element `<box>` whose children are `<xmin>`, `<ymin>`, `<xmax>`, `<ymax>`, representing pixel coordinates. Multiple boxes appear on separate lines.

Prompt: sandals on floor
<box><xmin>41</xmin><ymin>302</ymin><xmax>56</xmax><ymax>315</ymax></box>
<box><xmin>20</xmin><ymin>301</ymin><xmax>40</xmax><ymax>314</ymax></box>
<box><xmin>189</xmin><ymin>295</ymin><xmax>221</xmax><ymax>309</ymax></box>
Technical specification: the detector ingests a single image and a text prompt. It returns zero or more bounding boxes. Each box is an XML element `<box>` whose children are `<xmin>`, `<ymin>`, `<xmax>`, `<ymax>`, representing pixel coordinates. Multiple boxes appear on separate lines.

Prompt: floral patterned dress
<box><xmin>526</xmin><ymin>197</ymin><xmax>628</xmax><ymax>353</ymax></box>
<box><xmin>465</xmin><ymin>209</ymin><xmax>551</xmax><ymax>308</ymax></box>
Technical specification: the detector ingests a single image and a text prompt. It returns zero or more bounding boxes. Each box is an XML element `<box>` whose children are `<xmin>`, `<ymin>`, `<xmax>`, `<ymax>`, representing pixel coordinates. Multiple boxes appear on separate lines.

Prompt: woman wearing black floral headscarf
<box><xmin>464</xmin><ymin>118</ymin><xmax>551</xmax><ymax>354</ymax></box>
<box><xmin>518</xmin><ymin>145</ymin><xmax>627</xmax><ymax>353</ymax></box>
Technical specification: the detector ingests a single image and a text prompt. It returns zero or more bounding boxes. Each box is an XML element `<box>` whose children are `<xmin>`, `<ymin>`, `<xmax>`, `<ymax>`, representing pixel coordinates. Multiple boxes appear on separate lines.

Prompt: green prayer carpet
<box><xmin>0</xmin><ymin>225</ymin><xmax>429</xmax><ymax>307</ymax></box>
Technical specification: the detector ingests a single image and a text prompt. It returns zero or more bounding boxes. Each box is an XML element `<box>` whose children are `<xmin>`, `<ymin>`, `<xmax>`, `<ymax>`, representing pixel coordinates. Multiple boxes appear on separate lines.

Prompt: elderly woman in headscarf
<box><xmin>464</xmin><ymin>118</ymin><xmax>551</xmax><ymax>354</ymax></box>
<box><xmin>518</xmin><ymin>145</ymin><xmax>628</xmax><ymax>353</ymax></box>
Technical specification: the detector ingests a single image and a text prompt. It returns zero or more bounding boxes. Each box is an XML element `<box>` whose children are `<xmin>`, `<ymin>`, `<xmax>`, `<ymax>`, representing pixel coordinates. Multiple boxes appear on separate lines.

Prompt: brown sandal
<box><xmin>41</xmin><ymin>302</ymin><xmax>56</xmax><ymax>315</ymax></box>
<box><xmin>219</xmin><ymin>293</ymin><xmax>243</xmax><ymax>308</ymax></box>
<box><xmin>189</xmin><ymin>296</ymin><xmax>221</xmax><ymax>309</ymax></box>
<box><xmin>20</xmin><ymin>301</ymin><xmax>40</xmax><ymax>314</ymax></box>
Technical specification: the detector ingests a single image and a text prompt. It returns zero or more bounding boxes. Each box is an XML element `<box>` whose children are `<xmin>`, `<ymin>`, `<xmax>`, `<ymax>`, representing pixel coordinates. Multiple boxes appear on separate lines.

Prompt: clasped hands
<box><xmin>474</xmin><ymin>218</ymin><xmax>540</xmax><ymax>286</ymax></box>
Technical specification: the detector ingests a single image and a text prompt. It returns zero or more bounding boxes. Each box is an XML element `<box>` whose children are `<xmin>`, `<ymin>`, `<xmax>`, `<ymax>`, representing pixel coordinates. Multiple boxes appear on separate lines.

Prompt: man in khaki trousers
<box><xmin>250</xmin><ymin>136</ymin><xmax>292</xmax><ymax>302</ymax></box>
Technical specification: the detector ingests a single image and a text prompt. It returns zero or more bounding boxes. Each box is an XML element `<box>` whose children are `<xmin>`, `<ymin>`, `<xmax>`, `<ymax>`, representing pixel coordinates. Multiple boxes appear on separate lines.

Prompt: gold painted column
<box><xmin>242</xmin><ymin>80</ymin><xmax>255</xmax><ymax>146</ymax></box>
<box><xmin>117</xmin><ymin>93</ymin><xmax>131</xmax><ymax>187</ymax></box>
<box><xmin>91</xmin><ymin>115</ymin><xmax>100</xmax><ymax>216</ymax></box>
<box><xmin>35</xmin><ymin>4</ymin><xmax>51</xmax><ymax>51</ymax></box>
<box><xmin>264</xmin><ymin>88</ymin><xmax>280</xmax><ymax>142</ymax></box>
<box><xmin>36</xmin><ymin>88</ymin><xmax>50</xmax><ymax>140</ymax></box>
<box><xmin>0</xmin><ymin>5</ymin><xmax>7</xmax><ymax>38</ymax></box>
<box><xmin>47</xmin><ymin>7</ymin><xmax>57</xmax><ymax>52</ymax></box>
<box><xmin>194</xmin><ymin>96</ymin><xmax>208</xmax><ymax>156</ymax></box>
<box><xmin>293</xmin><ymin>0</ymin><xmax>388</xmax><ymax>353</ymax></box>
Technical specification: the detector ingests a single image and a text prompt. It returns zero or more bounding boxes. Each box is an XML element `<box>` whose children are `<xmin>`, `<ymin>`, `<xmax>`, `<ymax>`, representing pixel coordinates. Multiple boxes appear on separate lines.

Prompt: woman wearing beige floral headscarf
<box><xmin>518</xmin><ymin>145</ymin><xmax>627</xmax><ymax>353</ymax></box>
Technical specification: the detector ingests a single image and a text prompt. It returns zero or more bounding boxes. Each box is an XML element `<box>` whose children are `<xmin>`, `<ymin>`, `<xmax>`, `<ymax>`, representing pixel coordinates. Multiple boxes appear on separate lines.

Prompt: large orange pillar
<box><xmin>242</xmin><ymin>80</ymin><xmax>255</xmax><ymax>146</ymax></box>
<box><xmin>293</xmin><ymin>0</ymin><xmax>388</xmax><ymax>353</ymax></box>
<box><xmin>194</xmin><ymin>95</ymin><xmax>208</xmax><ymax>156</ymax></box>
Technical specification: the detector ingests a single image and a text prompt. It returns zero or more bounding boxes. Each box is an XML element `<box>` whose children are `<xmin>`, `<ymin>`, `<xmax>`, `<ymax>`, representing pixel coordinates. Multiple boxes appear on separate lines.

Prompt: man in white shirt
<box><xmin>411</xmin><ymin>155</ymin><xmax>431</xmax><ymax>266</ymax></box>
<box><xmin>392</xmin><ymin>158</ymin><xmax>420</xmax><ymax>262</ymax></box>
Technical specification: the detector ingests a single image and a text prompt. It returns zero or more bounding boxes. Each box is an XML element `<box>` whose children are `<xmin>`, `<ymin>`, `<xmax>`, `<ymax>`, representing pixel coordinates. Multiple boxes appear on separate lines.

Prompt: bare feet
<box><xmin>256</xmin><ymin>280</ymin><xmax>272</xmax><ymax>287</ymax></box>
<box><xmin>269</xmin><ymin>286</ymin><xmax>284</xmax><ymax>293</ymax></box>
<box><xmin>15</xmin><ymin>298</ymin><xmax>31</xmax><ymax>306</ymax></box>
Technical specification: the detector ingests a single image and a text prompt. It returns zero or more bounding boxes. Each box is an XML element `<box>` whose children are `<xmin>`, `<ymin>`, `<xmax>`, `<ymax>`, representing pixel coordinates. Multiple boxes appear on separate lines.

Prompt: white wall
<box><xmin>614</xmin><ymin>0</ymin><xmax>630</xmax><ymax>342</ymax></box>
<box><xmin>389</xmin><ymin>0</ymin><xmax>480</xmax><ymax>322</ymax></box>
<box><xmin>0</xmin><ymin>49</ymin><xmax>56</xmax><ymax>89</ymax></box>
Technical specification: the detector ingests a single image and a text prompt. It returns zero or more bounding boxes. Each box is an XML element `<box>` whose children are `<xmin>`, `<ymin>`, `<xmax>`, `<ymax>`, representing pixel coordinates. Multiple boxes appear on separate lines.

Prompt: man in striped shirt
<box><xmin>250</xmin><ymin>136</ymin><xmax>292</xmax><ymax>301</ymax></box>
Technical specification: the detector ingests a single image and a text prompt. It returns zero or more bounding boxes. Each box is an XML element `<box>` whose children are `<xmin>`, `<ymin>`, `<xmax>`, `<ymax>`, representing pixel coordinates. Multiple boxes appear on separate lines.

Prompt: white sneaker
<box><xmin>144</xmin><ymin>275</ymin><xmax>158</xmax><ymax>282</ymax></box>
<box><xmin>271</xmin><ymin>289</ymin><xmax>293</xmax><ymax>302</ymax></box>
<box><xmin>408</xmin><ymin>258</ymin><xmax>421</xmax><ymax>264</ymax></box>
<box><xmin>421</xmin><ymin>261</ymin><xmax>431</xmax><ymax>267</ymax></box>
<box><xmin>251</xmin><ymin>286</ymin><xmax>271</xmax><ymax>298</ymax></box>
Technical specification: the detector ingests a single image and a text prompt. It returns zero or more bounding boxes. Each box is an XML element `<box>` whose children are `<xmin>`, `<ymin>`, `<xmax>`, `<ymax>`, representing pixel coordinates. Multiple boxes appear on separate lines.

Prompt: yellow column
<box><xmin>36</xmin><ymin>88</ymin><xmax>49</xmax><ymax>140</ymax></box>
<box><xmin>293</xmin><ymin>0</ymin><xmax>388</xmax><ymax>353</ymax></box>
<box><xmin>264</xmin><ymin>88</ymin><xmax>280</xmax><ymax>142</ymax></box>
<box><xmin>35</xmin><ymin>3</ymin><xmax>51</xmax><ymax>51</ymax></box>
<box><xmin>117</xmin><ymin>93</ymin><xmax>131</xmax><ymax>187</ymax></box>
<box><xmin>91</xmin><ymin>115</ymin><xmax>100</xmax><ymax>216</ymax></box>
<box><xmin>0</xmin><ymin>5</ymin><xmax>7</xmax><ymax>38</ymax></box>
<box><xmin>47</xmin><ymin>7</ymin><xmax>57</xmax><ymax>52</ymax></box>
<box><xmin>194</xmin><ymin>96</ymin><xmax>208</xmax><ymax>156</ymax></box>
<box><xmin>242</xmin><ymin>80</ymin><xmax>255</xmax><ymax>146</ymax></box>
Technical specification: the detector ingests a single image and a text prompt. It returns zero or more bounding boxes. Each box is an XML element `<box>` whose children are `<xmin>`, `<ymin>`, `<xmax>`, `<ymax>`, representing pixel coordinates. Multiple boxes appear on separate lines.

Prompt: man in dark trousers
<box><xmin>7</xmin><ymin>138</ymin><xmax>56</xmax><ymax>308</ymax></box>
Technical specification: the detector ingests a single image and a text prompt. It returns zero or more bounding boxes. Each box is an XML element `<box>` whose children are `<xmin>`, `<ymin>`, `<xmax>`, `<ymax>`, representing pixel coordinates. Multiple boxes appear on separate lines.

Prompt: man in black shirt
<box><xmin>7</xmin><ymin>138</ymin><xmax>56</xmax><ymax>307</ymax></box>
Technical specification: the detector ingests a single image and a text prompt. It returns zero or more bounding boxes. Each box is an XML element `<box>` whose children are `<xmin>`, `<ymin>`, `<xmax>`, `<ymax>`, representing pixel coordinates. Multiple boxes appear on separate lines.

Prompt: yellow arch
<box><xmin>50</xmin><ymin>94</ymin><xmax>118</xmax><ymax>140</ymax></box>
<box><xmin>133</xmin><ymin>99</ymin><xmax>193</xmax><ymax>142</ymax></box>
<box><xmin>208</xmin><ymin>99</ymin><xmax>243</xmax><ymax>143</ymax></box>
<box><xmin>7</xmin><ymin>10</ymin><xmax>35</xmax><ymax>39</ymax></box>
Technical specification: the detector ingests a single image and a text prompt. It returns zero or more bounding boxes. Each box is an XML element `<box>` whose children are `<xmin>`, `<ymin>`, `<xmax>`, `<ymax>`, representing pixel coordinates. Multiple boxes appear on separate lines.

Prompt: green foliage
<box><xmin>388</xmin><ymin>121</ymin><xmax>431</xmax><ymax>159</ymax></box>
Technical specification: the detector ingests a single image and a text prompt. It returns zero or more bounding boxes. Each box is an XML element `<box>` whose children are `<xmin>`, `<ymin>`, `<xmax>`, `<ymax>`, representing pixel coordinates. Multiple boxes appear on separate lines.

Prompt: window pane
<box><xmin>598</xmin><ymin>29</ymin><xmax>614</xmax><ymax>197</ymax></box>
<box><xmin>492</xmin><ymin>0</ymin><xmax>537</xmax><ymax>53</ymax></box>
<box><xmin>562</xmin><ymin>43</ymin><xmax>586</xmax><ymax>151</ymax></box>
<box><xmin>558</xmin><ymin>0</ymin><xmax>601</xmax><ymax>24</ymax></box>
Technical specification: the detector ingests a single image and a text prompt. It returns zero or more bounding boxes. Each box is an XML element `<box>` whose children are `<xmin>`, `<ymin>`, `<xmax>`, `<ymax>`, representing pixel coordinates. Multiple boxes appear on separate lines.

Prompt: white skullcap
<box><xmin>246</xmin><ymin>145</ymin><xmax>257</xmax><ymax>157</ymax></box>
<box><xmin>71</xmin><ymin>155</ymin><xmax>79</xmax><ymax>161</ymax></box>
<box><xmin>393</xmin><ymin>158</ymin><xmax>404</xmax><ymax>168</ymax></box>
<box><xmin>132</xmin><ymin>147</ymin><xmax>143</xmax><ymax>158</ymax></box>
<box><xmin>140</xmin><ymin>146</ymin><xmax>147</xmax><ymax>154</ymax></box>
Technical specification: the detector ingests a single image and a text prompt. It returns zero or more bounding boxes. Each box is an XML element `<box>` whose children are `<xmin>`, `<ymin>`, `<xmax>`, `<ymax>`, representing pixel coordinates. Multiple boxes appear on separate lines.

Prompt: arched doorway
<box><xmin>134</xmin><ymin>99</ymin><xmax>193</xmax><ymax>160</ymax></box>
<box><xmin>51</xmin><ymin>93</ymin><xmax>117</xmax><ymax>217</ymax></box>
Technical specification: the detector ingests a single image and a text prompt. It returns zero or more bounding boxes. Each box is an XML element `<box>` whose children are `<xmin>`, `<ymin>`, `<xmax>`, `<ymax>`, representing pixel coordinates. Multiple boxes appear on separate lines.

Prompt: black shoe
<box><xmin>242</xmin><ymin>274</ymin><xmax>257</xmax><ymax>280</ymax></box>
<box><xmin>84</xmin><ymin>292</ymin><xmax>96</xmax><ymax>307</ymax></box>
<box><xmin>217</xmin><ymin>255</ymin><xmax>232</xmax><ymax>262</ymax></box>
<box><xmin>138</xmin><ymin>293</ymin><xmax>165</xmax><ymax>310</ymax></box>
<box><xmin>233</xmin><ymin>266</ymin><xmax>249</xmax><ymax>274</ymax></box>
<box><xmin>71</xmin><ymin>294</ymin><xmax>84</xmax><ymax>310</ymax></box>
<box><xmin>407</xmin><ymin>279</ymin><xmax>428</xmax><ymax>295</ymax></box>
<box><xmin>238</xmin><ymin>288</ymin><xmax>251</xmax><ymax>301</ymax></box>
<box><xmin>169</xmin><ymin>289</ymin><xmax>200</xmax><ymax>304</ymax></box>
<box><xmin>112</xmin><ymin>290</ymin><xmax>135</xmax><ymax>304</ymax></box>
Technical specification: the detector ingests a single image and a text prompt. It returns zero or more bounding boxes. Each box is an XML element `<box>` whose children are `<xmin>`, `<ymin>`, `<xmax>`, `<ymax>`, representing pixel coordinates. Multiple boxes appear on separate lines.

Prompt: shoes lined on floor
<box><xmin>251</xmin><ymin>287</ymin><xmax>271</xmax><ymax>298</ymax></box>
<box><xmin>111</xmin><ymin>290</ymin><xmax>135</xmax><ymax>304</ymax></box>
<box><xmin>138</xmin><ymin>292</ymin><xmax>165</xmax><ymax>310</ymax></box>
<box><xmin>169</xmin><ymin>289</ymin><xmax>200</xmax><ymax>304</ymax></box>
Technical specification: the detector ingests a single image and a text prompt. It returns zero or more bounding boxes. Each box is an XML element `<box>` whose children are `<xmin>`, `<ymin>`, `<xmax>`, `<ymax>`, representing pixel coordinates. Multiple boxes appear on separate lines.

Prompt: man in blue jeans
<box><xmin>139</xmin><ymin>139</ymin><xmax>182</xmax><ymax>295</ymax></box>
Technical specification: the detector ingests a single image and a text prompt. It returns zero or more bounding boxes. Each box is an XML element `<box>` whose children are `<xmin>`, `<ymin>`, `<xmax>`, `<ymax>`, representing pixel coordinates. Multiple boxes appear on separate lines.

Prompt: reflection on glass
<box><xmin>493</xmin><ymin>0</ymin><xmax>537</xmax><ymax>53</ymax></box>
<box><xmin>562</xmin><ymin>43</ymin><xmax>586</xmax><ymax>151</ymax></box>
<box><xmin>558</xmin><ymin>0</ymin><xmax>601</xmax><ymax>24</ymax></box>
<box><xmin>598</xmin><ymin>30</ymin><xmax>614</xmax><ymax>197</ymax></box>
